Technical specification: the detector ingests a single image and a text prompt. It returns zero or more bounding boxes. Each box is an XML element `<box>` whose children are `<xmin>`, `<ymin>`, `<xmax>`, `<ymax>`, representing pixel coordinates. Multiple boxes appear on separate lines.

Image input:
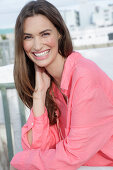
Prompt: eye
<box><xmin>24</xmin><ymin>35</ymin><xmax>32</xmax><ymax>40</ymax></box>
<box><xmin>42</xmin><ymin>32</ymin><xmax>50</xmax><ymax>37</ymax></box>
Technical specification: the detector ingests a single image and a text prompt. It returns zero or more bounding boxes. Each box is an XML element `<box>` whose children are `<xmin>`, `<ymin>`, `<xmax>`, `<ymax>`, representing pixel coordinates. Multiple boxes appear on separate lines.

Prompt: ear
<box><xmin>58</xmin><ymin>33</ymin><xmax>61</xmax><ymax>40</ymax></box>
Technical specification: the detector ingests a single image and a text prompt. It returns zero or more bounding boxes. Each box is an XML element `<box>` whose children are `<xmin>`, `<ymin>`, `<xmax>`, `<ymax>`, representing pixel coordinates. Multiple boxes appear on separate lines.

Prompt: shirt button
<box><xmin>31</xmin><ymin>122</ymin><xmax>33</xmax><ymax>126</ymax></box>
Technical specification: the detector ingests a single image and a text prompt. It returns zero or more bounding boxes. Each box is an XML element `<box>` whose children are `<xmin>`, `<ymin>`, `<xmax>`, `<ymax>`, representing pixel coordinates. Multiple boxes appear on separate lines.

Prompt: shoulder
<box><xmin>70</xmin><ymin>51</ymin><xmax>103</xmax><ymax>87</ymax></box>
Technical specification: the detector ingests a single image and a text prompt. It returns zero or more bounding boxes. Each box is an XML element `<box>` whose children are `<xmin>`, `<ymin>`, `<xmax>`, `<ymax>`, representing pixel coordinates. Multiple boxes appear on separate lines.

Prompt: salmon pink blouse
<box><xmin>11</xmin><ymin>52</ymin><xmax>113</xmax><ymax>170</ymax></box>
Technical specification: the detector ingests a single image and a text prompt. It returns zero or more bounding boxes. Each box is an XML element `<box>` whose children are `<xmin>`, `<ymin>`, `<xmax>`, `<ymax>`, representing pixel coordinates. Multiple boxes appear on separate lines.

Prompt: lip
<box><xmin>32</xmin><ymin>49</ymin><xmax>50</xmax><ymax>54</ymax></box>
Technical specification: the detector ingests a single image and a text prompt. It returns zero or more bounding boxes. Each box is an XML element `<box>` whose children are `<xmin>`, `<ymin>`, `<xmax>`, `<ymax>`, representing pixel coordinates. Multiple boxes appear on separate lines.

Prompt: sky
<box><xmin>0</xmin><ymin>0</ymin><xmax>113</xmax><ymax>28</ymax></box>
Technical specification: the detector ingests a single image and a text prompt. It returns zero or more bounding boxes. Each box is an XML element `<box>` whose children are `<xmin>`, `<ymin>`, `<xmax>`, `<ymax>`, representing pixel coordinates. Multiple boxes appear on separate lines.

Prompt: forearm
<box><xmin>33</xmin><ymin>95</ymin><xmax>45</xmax><ymax>117</ymax></box>
<box><xmin>27</xmin><ymin>91</ymin><xmax>46</xmax><ymax>145</ymax></box>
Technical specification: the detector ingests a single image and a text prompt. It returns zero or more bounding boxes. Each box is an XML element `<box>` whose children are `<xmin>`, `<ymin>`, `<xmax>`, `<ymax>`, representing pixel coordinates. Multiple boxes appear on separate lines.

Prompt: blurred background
<box><xmin>0</xmin><ymin>0</ymin><xmax>113</xmax><ymax>170</ymax></box>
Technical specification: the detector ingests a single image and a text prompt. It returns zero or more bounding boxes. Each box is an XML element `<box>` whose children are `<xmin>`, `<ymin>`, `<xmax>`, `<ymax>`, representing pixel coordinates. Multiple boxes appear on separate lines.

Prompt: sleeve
<box><xmin>22</xmin><ymin>107</ymin><xmax>60</xmax><ymax>150</ymax></box>
<box><xmin>11</xmin><ymin>75</ymin><xmax>113</xmax><ymax>170</ymax></box>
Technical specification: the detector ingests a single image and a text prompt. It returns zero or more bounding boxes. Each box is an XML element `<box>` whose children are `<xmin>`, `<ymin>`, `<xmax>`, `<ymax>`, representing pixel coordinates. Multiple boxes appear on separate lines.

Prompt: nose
<box><xmin>33</xmin><ymin>37</ymin><xmax>42</xmax><ymax>51</ymax></box>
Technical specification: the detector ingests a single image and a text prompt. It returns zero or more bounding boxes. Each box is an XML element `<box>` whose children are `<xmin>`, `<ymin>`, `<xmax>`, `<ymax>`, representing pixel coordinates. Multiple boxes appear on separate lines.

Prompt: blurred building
<box><xmin>59</xmin><ymin>1</ymin><xmax>113</xmax><ymax>30</ymax></box>
<box><xmin>59</xmin><ymin>1</ymin><xmax>113</xmax><ymax>49</ymax></box>
<box><xmin>91</xmin><ymin>4</ymin><xmax>113</xmax><ymax>27</ymax></box>
<box><xmin>60</xmin><ymin>9</ymin><xmax>80</xmax><ymax>31</ymax></box>
<box><xmin>59</xmin><ymin>0</ymin><xmax>94</xmax><ymax>30</ymax></box>
<box><xmin>71</xmin><ymin>26</ymin><xmax>113</xmax><ymax>48</ymax></box>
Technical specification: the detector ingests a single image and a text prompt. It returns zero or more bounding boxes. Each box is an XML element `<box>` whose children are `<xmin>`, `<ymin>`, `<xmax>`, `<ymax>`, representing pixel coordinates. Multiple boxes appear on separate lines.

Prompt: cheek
<box><xmin>23</xmin><ymin>42</ymin><xmax>32</xmax><ymax>52</ymax></box>
<box><xmin>45</xmin><ymin>36</ymin><xmax>59</xmax><ymax>48</ymax></box>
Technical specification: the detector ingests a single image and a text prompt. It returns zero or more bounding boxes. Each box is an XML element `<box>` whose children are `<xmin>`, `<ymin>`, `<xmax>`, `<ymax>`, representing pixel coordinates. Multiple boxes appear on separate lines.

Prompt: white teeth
<box><xmin>34</xmin><ymin>50</ymin><xmax>49</xmax><ymax>57</ymax></box>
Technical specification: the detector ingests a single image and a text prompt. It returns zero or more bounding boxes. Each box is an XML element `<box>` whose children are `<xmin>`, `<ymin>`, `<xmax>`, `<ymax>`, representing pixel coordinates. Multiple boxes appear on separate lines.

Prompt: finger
<box><xmin>34</xmin><ymin>64</ymin><xmax>45</xmax><ymax>73</ymax></box>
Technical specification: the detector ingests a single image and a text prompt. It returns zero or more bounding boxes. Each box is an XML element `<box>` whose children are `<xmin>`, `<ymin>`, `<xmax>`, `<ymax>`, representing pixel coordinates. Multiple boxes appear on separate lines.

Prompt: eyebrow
<box><xmin>39</xmin><ymin>29</ymin><xmax>52</xmax><ymax>34</ymax></box>
<box><xmin>24</xmin><ymin>29</ymin><xmax>52</xmax><ymax>35</ymax></box>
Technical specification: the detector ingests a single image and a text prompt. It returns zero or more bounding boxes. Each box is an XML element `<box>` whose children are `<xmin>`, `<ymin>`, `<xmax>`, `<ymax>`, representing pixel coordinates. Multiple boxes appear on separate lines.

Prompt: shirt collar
<box><xmin>60</xmin><ymin>52</ymin><xmax>77</xmax><ymax>97</ymax></box>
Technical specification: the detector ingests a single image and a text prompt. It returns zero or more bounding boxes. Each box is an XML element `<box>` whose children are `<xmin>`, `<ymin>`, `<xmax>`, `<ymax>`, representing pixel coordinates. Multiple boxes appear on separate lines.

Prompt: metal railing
<box><xmin>0</xmin><ymin>83</ymin><xmax>26</xmax><ymax>164</ymax></box>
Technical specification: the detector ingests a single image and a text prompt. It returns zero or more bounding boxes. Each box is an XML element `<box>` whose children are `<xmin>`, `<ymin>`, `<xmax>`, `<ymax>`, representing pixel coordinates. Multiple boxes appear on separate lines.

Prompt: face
<box><xmin>23</xmin><ymin>14</ymin><xmax>61</xmax><ymax>68</ymax></box>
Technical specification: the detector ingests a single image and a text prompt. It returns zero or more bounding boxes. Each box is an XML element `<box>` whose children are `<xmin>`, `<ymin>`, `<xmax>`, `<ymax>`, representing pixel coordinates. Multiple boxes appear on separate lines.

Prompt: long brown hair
<box><xmin>14</xmin><ymin>0</ymin><xmax>73</xmax><ymax>125</ymax></box>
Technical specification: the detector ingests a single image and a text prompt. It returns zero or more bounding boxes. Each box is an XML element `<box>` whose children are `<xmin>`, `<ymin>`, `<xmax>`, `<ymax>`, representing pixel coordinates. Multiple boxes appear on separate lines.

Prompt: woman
<box><xmin>11</xmin><ymin>0</ymin><xmax>113</xmax><ymax>169</ymax></box>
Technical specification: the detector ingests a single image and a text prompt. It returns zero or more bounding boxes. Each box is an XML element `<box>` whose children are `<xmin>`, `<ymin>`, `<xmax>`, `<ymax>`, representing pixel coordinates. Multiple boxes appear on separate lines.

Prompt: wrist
<box><xmin>33</xmin><ymin>91</ymin><xmax>46</xmax><ymax>117</ymax></box>
<box><xmin>33</xmin><ymin>90</ymin><xmax>46</xmax><ymax>100</ymax></box>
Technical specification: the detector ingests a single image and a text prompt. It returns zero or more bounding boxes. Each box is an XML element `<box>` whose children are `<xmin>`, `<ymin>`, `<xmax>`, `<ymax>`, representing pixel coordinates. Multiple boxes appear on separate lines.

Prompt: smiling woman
<box><xmin>10</xmin><ymin>0</ymin><xmax>113</xmax><ymax>170</ymax></box>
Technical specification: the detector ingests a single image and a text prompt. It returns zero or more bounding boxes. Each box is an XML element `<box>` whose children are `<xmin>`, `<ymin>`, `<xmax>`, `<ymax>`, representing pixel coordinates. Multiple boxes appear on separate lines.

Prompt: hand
<box><xmin>32</xmin><ymin>65</ymin><xmax>50</xmax><ymax>117</ymax></box>
<box><xmin>33</xmin><ymin>64</ymin><xmax>51</xmax><ymax>97</ymax></box>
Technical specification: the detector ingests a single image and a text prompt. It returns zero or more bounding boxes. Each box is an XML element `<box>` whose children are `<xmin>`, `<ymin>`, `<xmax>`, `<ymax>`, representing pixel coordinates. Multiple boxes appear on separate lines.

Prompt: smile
<box><xmin>33</xmin><ymin>50</ymin><xmax>50</xmax><ymax>57</ymax></box>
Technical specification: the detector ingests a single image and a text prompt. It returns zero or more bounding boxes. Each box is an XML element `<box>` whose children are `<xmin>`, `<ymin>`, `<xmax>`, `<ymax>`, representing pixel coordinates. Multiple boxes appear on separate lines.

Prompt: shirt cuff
<box><xmin>23</xmin><ymin>106</ymin><xmax>48</xmax><ymax>132</ymax></box>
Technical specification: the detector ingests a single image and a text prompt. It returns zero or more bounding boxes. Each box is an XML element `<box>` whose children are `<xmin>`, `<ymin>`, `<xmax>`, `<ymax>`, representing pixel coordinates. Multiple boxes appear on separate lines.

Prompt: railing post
<box><xmin>1</xmin><ymin>87</ymin><xmax>14</xmax><ymax>163</ymax></box>
<box><xmin>18</xmin><ymin>97</ymin><xmax>26</xmax><ymax>127</ymax></box>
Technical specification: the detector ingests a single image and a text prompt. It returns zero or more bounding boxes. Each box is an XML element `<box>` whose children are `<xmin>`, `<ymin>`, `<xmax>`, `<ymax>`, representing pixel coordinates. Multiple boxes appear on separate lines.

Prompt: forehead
<box><xmin>23</xmin><ymin>14</ymin><xmax>55</xmax><ymax>33</ymax></box>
